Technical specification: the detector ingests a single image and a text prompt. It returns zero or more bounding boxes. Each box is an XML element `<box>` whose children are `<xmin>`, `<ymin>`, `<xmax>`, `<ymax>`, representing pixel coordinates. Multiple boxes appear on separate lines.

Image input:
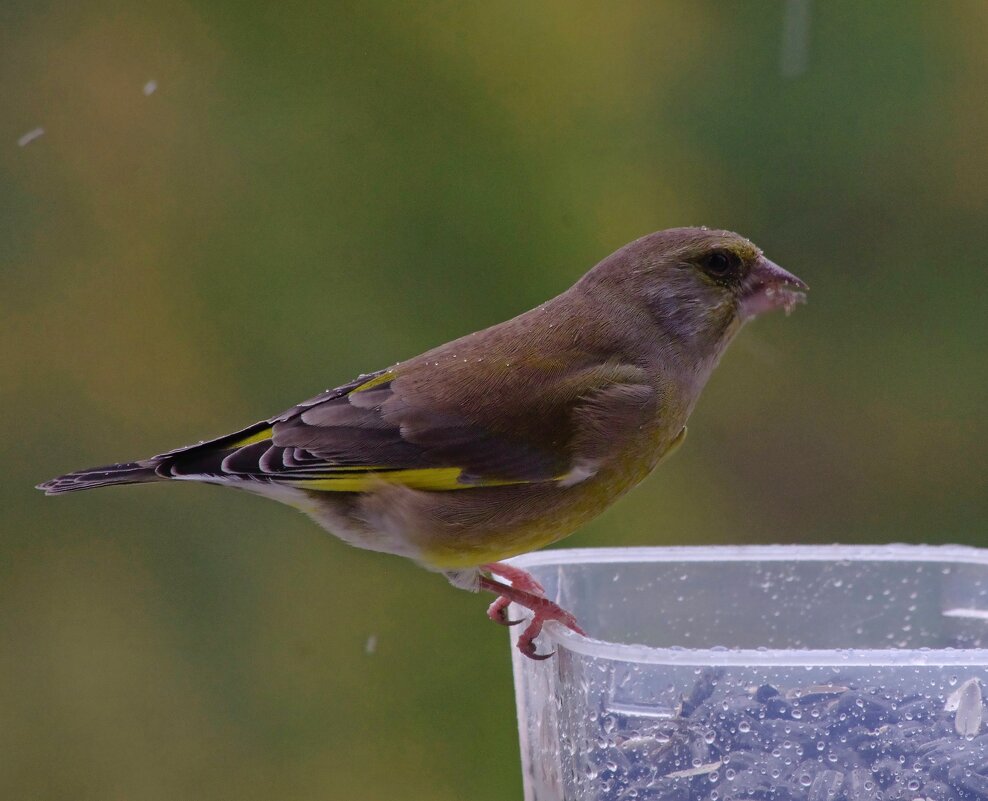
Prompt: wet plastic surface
<box><xmin>507</xmin><ymin>545</ymin><xmax>988</xmax><ymax>801</ymax></box>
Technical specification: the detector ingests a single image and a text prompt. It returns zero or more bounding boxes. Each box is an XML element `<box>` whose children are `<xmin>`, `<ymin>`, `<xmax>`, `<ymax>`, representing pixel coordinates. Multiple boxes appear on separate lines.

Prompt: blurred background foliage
<box><xmin>2</xmin><ymin>1</ymin><xmax>986</xmax><ymax>798</ymax></box>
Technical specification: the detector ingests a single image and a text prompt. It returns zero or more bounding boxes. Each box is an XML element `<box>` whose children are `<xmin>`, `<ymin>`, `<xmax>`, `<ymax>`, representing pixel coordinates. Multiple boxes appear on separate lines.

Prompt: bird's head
<box><xmin>583</xmin><ymin>227</ymin><xmax>807</xmax><ymax>360</ymax></box>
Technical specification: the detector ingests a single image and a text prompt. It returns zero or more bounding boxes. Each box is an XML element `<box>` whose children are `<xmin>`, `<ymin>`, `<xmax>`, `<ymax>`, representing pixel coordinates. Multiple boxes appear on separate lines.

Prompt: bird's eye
<box><xmin>701</xmin><ymin>250</ymin><xmax>741</xmax><ymax>280</ymax></box>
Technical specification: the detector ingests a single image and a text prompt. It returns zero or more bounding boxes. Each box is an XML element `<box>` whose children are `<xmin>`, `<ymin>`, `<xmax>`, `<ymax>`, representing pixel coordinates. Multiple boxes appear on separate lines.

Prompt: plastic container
<box><xmin>507</xmin><ymin>545</ymin><xmax>988</xmax><ymax>801</ymax></box>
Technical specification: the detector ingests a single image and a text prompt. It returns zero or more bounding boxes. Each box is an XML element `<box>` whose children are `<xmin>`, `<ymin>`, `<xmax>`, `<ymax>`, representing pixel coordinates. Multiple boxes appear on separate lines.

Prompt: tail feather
<box><xmin>37</xmin><ymin>421</ymin><xmax>275</xmax><ymax>495</ymax></box>
<box><xmin>36</xmin><ymin>461</ymin><xmax>162</xmax><ymax>495</ymax></box>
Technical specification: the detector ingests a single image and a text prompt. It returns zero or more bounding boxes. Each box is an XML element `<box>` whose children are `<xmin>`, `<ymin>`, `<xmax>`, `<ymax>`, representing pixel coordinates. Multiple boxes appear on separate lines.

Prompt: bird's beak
<box><xmin>740</xmin><ymin>256</ymin><xmax>808</xmax><ymax>320</ymax></box>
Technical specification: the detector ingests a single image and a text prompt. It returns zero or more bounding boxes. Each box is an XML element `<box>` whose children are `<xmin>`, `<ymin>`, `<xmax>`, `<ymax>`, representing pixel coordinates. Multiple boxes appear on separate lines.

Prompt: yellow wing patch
<box><xmin>350</xmin><ymin>370</ymin><xmax>395</xmax><ymax>392</ymax></box>
<box><xmin>289</xmin><ymin>467</ymin><xmax>523</xmax><ymax>493</ymax></box>
<box><xmin>224</xmin><ymin>427</ymin><xmax>273</xmax><ymax>448</ymax></box>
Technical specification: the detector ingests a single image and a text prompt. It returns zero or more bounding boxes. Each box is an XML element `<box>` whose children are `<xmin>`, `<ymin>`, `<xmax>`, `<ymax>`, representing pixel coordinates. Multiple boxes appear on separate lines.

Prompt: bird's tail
<box><xmin>36</xmin><ymin>420</ymin><xmax>276</xmax><ymax>496</ymax></box>
<box><xmin>36</xmin><ymin>461</ymin><xmax>163</xmax><ymax>495</ymax></box>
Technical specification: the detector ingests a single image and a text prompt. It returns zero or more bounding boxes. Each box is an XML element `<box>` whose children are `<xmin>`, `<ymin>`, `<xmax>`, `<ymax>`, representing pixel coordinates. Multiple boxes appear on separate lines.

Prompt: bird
<box><xmin>38</xmin><ymin>227</ymin><xmax>807</xmax><ymax>659</ymax></box>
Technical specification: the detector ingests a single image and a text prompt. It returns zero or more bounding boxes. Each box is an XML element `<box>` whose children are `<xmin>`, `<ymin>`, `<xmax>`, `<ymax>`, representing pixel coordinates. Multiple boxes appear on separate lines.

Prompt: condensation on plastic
<box><xmin>507</xmin><ymin>545</ymin><xmax>988</xmax><ymax>801</ymax></box>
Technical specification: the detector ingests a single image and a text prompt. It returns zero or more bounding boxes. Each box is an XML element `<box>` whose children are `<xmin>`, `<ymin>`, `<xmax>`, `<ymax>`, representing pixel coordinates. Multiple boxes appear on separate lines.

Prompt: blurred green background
<box><xmin>2</xmin><ymin>1</ymin><xmax>986</xmax><ymax>798</ymax></box>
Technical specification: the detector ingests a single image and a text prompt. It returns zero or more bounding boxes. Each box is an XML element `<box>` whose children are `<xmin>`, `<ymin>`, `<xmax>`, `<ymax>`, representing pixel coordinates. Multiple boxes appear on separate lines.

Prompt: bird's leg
<box><xmin>481</xmin><ymin>562</ymin><xmax>547</xmax><ymax>626</ymax></box>
<box><xmin>478</xmin><ymin>564</ymin><xmax>586</xmax><ymax>660</ymax></box>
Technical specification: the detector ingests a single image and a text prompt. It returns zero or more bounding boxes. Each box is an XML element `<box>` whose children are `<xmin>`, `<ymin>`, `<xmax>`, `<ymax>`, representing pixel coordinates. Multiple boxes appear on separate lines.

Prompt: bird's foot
<box><xmin>486</xmin><ymin>595</ymin><xmax>521</xmax><ymax>626</ymax></box>
<box><xmin>514</xmin><ymin>599</ymin><xmax>585</xmax><ymax>661</ymax></box>
<box><xmin>479</xmin><ymin>563</ymin><xmax>585</xmax><ymax>660</ymax></box>
<box><xmin>482</xmin><ymin>562</ymin><xmax>547</xmax><ymax>626</ymax></box>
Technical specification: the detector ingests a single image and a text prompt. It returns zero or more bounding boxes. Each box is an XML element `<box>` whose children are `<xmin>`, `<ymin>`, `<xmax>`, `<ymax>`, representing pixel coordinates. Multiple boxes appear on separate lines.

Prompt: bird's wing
<box><xmin>159</xmin><ymin>364</ymin><xmax>656</xmax><ymax>492</ymax></box>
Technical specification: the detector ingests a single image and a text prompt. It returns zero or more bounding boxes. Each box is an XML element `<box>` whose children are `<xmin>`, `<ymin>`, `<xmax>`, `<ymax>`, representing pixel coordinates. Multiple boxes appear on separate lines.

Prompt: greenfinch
<box><xmin>38</xmin><ymin>227</ymin><xmax>806</xmax><ymax>658</ymax></box>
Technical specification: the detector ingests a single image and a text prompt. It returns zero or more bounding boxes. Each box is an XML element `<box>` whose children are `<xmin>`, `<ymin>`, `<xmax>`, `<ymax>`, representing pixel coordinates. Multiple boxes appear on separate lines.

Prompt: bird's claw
<box><xmin>519</xmin><ymin>642</ymin><xmax>555</xmax><ymax>660</ymax></box>
<box><xmin>487</xmin><ymin>596</ymin><xmax>523</xmax><ymax>626</ymax></box>
<box><xmin>512</xmin><ymin>598</ymin><xmax>585</xmax><ymax>661</ymax></box>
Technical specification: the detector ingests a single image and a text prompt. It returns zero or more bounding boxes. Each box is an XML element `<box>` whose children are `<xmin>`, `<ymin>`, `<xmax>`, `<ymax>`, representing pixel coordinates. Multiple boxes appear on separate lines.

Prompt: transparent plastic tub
<box><xmin>507</xmin><ymin>545</ymin><xmax>988</xmax><ymax>801</ymax></box>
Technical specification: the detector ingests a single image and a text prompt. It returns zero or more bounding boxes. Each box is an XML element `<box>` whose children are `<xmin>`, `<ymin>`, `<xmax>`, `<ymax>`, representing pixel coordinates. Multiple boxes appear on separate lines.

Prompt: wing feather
<box><xmin>157</xmin><ymin>363</ymin><xmax>656</xmax><ymax>492</ymax></box>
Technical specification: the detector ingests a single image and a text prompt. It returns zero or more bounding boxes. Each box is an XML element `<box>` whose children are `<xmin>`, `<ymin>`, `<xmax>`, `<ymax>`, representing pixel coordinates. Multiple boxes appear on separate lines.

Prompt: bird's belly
<box><xmin>416</xmin><ymin>424</ymin><xmax>683</xmax><ymax>569</ymax></box>
<box><xmin>297</xmin><ymin>419</ymin><xmax>685</xmax><ymax>570</ymax></box>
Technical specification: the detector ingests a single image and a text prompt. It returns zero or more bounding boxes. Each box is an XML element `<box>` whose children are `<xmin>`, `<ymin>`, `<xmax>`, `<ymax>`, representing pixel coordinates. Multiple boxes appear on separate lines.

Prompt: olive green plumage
<box><xmin>38</xmin><ymin>227</ymin><xmax>806</xmax><ymax>588</ymax></box>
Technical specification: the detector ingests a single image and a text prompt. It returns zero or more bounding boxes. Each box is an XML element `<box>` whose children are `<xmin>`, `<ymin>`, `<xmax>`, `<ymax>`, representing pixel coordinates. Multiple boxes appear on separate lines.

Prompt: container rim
<box><xmin>506</xmin><ymin>544</ymin><xmax>988</xmax><ymax>667</ymax></box>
